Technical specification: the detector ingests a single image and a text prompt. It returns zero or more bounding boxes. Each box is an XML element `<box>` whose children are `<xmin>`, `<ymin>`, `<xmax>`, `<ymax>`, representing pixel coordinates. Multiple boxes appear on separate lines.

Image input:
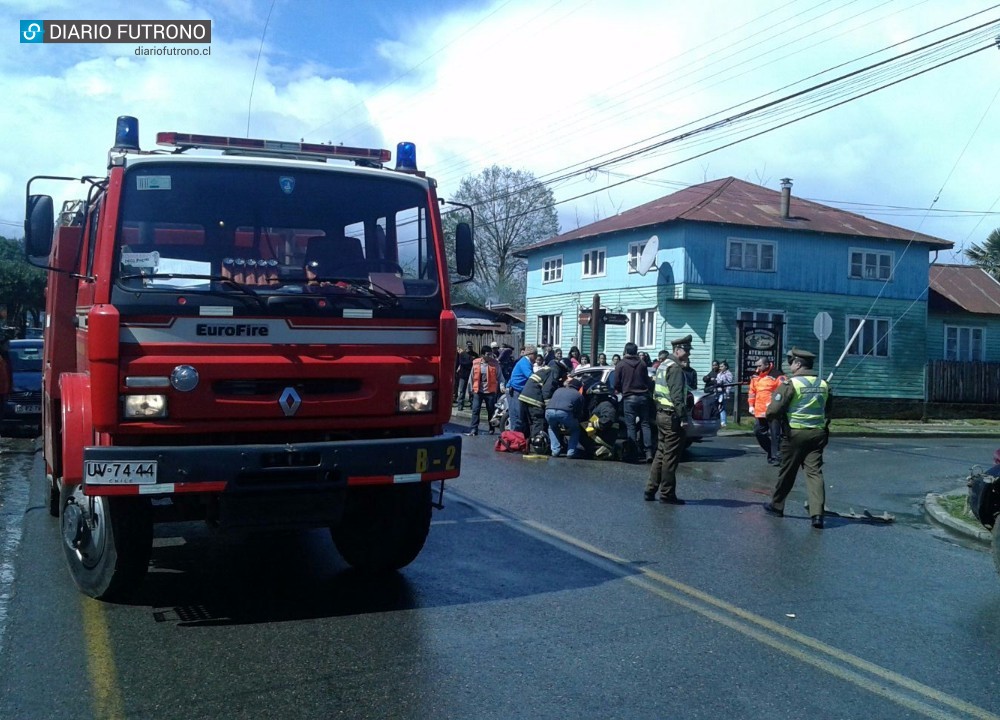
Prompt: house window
<box><xmin>727</xmin><ymin>238</ymin><xmax>775</xmax><ymax>271</ymax></box>
<box><xmin>849</xmin><ymin>249</ymin><xmax>892</xmax><ymax>281</ymax></box>
<box><xmin>738</xmin><ymin>309</ymin><xmax>785</xmax><ymax>326</ymax></box>
<box><xmin>628</xmin><ymin>309</ymin><xmax>656</xmax><ymax>348</ymax></box>
<box><xmin>542</xmin><ymin>256</ymin><xmax>563</xmax><ymax>283</ymax></box>
<box><xmin>627</xmin><ymin>240</ymin><xmax>647</xmax><ymax>274</ymax></box>
<box><xmin>582</xmin><ymin>248</ymin><xmax>606</xmax><ymax>278</ymax></box>
<box><xmin>538</xmin><ymin>314</ymin><xmax>562</xmax><ymax>347</ymax></box>
<box><xmin>945</xmin><ymin>326</ymin><xmax>984</xmax><ymax>361</ymax></box>
<box><xmin>847</xmin><ymin>316</ymin><xmax>890</xmax><ymax>357</ymax></box>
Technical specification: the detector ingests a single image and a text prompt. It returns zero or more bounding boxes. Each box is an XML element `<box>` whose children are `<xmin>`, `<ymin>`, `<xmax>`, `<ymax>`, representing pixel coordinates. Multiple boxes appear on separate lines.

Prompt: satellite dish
<box><xmin>636</xmin><ymin>235</ymin><xmax>659</xmax><ymax>276</ymax></box>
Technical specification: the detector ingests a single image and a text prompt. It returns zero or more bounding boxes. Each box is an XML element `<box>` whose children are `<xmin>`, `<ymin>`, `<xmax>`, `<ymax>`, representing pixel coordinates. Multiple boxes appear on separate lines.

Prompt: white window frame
<box><xmin>847</xmin><ymin>316</ymin><xmax>890</xmax><ymax>358</ymax></box>
<box><xmin>848</xmin><ymin>248</ymin><xmax>893</xmax><ymax>281</ymax></box>
<box><xmin>726</xmin><ymin>238</ymin><xmax>776</xmax><ymax>272</ymax></box>
<box><xmin>538</xmin><ymin>314</ymin><xmax>562</xmax><ymax>347</ymax></box>
<box><xmin>582</xmin><ymin>248</ymin><xmax>606</xmax><ymax>278</ymax></box>
<box><xmin>628</xmin><ymin>309</ymin><xmax>657</xmax><ymax>348</ymax></box>
<box><xmin>944</xmin><ymin>325</ymin><xmax>984</xmax><ymax>361</ymax></box>
<box><xmin>542</xmin><ymin>256</ymin><xmax>563</xmax><ymax>284</ymax></box>
<box><xmin>627</xmin><ymin>240</ymin><xmax>647</xmax><ymax>274</ymax></box>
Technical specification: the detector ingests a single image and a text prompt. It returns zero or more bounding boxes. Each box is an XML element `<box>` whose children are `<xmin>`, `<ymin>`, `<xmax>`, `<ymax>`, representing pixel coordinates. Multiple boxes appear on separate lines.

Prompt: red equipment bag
<box><xmin>494</xmin><ymin>430</ymin><xmax>528</xmax><ymax>453</ymax></box>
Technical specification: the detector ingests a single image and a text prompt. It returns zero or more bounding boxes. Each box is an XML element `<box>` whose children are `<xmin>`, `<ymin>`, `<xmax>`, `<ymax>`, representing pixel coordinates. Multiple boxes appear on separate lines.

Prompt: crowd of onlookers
<box><xmin>452</xmin><ymin>340</ymin><xmax>739</xmax><ymax>460</ymax></box>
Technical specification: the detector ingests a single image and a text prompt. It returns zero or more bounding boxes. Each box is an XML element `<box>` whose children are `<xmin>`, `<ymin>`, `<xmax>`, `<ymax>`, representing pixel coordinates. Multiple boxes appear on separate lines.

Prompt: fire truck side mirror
<box><xmin>25</xmin><ymin>194</ymin><xmax>54</xmax><ymax>262</ymax></box>
<box><xmin>455</xmin><ymin>222</ymin><xmax>474</xmax><ymax>279</ymax></box>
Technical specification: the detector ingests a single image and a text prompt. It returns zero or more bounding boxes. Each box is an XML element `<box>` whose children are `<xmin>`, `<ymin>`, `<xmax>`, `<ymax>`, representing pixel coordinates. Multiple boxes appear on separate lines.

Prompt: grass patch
<box><xmin>938</xmin><ymin>493</ymin><xmax>979</xmax><ymax>524</ymax></box>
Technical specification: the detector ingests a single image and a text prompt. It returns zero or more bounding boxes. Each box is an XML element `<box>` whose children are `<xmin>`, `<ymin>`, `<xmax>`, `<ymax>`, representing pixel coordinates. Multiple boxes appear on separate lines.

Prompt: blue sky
<box><xmin>6</xmin><ymin>0</ymin><xmax>1000</xmax><ymax>265</ymax></box>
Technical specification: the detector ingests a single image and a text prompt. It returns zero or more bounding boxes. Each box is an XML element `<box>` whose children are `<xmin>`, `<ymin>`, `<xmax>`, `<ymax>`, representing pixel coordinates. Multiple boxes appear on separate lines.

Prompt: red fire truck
<box><xmin>24</xmin><ymin>117</ymin><xmax>474</xmax><ymax>599</ymax></box>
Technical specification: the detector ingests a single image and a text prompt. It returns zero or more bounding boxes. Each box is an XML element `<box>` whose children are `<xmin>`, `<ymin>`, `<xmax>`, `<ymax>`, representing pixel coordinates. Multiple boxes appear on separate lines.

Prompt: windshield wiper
<box><xmin>118</xmin><ymin>273</ymin><xmax>267</xmax><ymax>309</ymax></box>
<box><xmin>310</xmin><ymin>277</ymin><xmax>399</xmax><ymax>307</ymax></box>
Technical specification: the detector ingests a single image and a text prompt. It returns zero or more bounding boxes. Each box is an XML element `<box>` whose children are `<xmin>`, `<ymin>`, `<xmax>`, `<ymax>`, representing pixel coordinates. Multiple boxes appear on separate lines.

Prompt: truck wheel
<box><xmin>332</xmin><ymin>483</ymin><xmax>432</xmax><ymax>572</ymax></box>
<box><xmin>993</xmin><ymin>522</ymin><xmax>1000</xmax><ymax>577</ymax></box>
<box><xmin>48</xmin><ymin>478</ymin><xmax>59</xmax><ymax>517</ymax></box>
<box><xmin>60</xmin><ymin>484</ymin><xmax>153</xmax><ymax>599</ymax></box>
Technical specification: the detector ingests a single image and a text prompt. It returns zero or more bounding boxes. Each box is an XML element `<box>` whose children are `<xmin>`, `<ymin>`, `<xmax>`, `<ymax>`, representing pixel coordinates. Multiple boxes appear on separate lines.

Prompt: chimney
<box><xmin>779</xmin><ymin>178</ymin><xmax>793</xmax><ymax>219</ymax></box>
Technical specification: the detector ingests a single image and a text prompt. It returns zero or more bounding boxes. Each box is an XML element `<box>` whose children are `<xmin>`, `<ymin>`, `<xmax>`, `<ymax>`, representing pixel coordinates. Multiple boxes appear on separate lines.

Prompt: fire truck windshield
<box><xmin>112</xmin><ymin>162</ymin><xmax>441</xmax><ymax>315</ymax></box>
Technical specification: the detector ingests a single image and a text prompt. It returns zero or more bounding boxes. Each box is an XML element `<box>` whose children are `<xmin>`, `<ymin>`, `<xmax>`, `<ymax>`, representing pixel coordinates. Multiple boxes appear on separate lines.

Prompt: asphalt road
<box><xmin>1</xmin><ymin>429</ymin><xmax>999</xmax><ymax>720</ymax></box>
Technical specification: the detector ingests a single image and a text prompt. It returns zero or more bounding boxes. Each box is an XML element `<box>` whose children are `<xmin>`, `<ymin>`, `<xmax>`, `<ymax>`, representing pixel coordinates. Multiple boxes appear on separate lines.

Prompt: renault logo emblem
<box><xmin>279</xmin><ymin>387</ymin><xmax>301</xmax><ymax>416</ymax></box>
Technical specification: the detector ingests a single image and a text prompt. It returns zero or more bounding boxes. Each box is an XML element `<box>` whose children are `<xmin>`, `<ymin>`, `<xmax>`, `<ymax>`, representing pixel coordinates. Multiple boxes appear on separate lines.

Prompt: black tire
<box><xmin>60</xmin><ymin>484</ymin><xmax>153</xmax><ymax>599</ymax></box>
<box><xmin>332</xmin><ymin>483</ymin><xmax>432</xmax><ymax>572</ymax></box>
<box><xmin>48</xmin><ymin>478</ymin><xmax>59</xmax><ymax>518</ymax></box>
<box><xmin>993</xmin><ymin>522</ymin><xmax>1000</xmax><ymax>577</ymax></box>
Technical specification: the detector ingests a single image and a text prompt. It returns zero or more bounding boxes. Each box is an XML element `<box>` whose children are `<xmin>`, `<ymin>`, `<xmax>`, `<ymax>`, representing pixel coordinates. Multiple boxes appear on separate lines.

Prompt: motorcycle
<box><xmin>489</xmin><ymin>392</ymin><xmax>509</xmax><ymax>434</ymax></box>
<box><xmin>967</xmin><ymin>447</ymin><xmax>1000</xmax><ymax>576</ymax></box>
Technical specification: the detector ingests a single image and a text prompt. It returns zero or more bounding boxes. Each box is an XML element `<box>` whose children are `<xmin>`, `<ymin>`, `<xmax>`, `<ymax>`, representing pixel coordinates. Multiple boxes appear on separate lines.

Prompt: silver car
<box><xmin>569</xmin><ymin>364</ymin><xmax>721</xmax><ymax>447</ymax></box>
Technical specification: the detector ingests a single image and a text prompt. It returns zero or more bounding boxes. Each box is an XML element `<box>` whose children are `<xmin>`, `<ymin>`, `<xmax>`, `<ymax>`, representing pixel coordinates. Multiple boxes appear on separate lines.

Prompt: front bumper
<box><xmin>82</xmin><ymin>434</ymin><xmax>462</xmax><ymax>497</ymax></box>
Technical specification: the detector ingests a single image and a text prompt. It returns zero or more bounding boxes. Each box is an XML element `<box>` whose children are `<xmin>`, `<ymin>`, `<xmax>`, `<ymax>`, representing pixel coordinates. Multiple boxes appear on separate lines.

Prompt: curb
<box><xmin>924</xmin><ymin>488</ymin><xmax>992</xmax><ymax>544</ymax></box>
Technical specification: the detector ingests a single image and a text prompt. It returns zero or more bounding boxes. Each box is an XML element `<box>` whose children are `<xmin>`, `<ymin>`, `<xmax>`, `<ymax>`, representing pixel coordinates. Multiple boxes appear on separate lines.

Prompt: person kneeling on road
<box><xmin>544</xmin><ymin>377</ymin><xmax>586</xmax><ymax>458</ymax></box>
<box><xmin>578</xmin><ymin>381</ymin><xmax>620</xmax><ymax>460</ymax></box>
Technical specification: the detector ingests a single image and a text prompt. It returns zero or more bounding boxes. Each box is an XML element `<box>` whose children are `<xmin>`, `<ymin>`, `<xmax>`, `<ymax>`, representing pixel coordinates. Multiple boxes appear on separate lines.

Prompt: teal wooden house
<box><xmin>519</xmin><ymin>177</ymin><xmax>955</xmax><ymax>414</ymax></box>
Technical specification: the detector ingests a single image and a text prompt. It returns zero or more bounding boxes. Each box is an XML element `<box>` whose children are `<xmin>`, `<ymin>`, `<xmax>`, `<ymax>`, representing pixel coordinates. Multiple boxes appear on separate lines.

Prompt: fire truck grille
<box><xmin>10</xmin><ymin>390</ymin><xmax>41</xmax><ymax>403</ymax></box>
<box><xmin>212</xmin><ymin>379</ymin><xmax>362</xmax><ymax>396</ymax></box>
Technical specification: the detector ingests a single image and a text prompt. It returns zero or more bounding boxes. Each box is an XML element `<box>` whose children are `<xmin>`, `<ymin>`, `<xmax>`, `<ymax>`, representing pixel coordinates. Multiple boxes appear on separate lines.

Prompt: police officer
<box><xmin>762</xmin><ymin>347</ymin><xmax>832</xmax><ymax>529</ymax></box>
<box><xmin>644</xmin><ymin>334</ymin><xmax>692</xmax><ymax>505</ymax></box>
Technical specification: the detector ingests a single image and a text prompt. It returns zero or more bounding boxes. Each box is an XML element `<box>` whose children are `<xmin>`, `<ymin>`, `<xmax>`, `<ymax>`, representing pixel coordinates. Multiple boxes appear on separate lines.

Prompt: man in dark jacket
<box><xmin>613</xmin><ymin>342</ymin><xmax>654</xmax><ymax>462</ymax></box>
<box><xmin>497</xmin><ymin>344</ymin><xmax>515</xmax><ymax>381</ymax></box>
<box><xmin>454</xmin><ymin>341</ymin><xmax>477</xmax><ymax>410</ymax></box>
<box><xmin>545</xmin><ymin>377</ymin><xmax>585</xmax><ymax>458</ymax></box>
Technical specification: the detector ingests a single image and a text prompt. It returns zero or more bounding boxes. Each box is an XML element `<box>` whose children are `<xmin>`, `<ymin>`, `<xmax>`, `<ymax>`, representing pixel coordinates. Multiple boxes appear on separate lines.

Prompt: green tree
<box><xmin>0</xmin><ymin>237</ymin><xmax>46</xmax><ymax>335</ymax></box>
<box><xmin>443</xmin><ymin>165</ymin><xmax>559</xmax><ymax>310</ymax></box>
<box><xmin>964</xmin><ymin>228</ymin><xmax>1000</xmax><ymax>279</ymax></box>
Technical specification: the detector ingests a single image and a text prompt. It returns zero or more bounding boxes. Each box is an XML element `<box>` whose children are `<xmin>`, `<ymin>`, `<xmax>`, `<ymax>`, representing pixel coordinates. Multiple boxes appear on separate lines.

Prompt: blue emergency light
<box><xmin>114</xmin><ymin>116</ymin><xmax>140</xmax><ymax>152</ymax></box>
<box><xmin>395</xmin><ymin>142</ymin><xmax>417</xmax><ymax>172</ymax></box>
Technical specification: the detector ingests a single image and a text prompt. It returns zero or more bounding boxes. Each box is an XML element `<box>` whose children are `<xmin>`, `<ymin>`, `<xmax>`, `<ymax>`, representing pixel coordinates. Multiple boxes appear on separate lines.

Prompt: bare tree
<box><xmin>445</xmin><ymin>165</ymin><xmax>559</xmax><ymax>309</ymax></box>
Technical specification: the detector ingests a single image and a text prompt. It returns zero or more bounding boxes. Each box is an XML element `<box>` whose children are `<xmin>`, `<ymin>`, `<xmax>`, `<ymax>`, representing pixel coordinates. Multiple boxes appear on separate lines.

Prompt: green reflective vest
<box><xmin>788</xmin><ymin>375</ymin><xmax>829</xmax><ymax>429</ymax></box>
<box><xmin>653</xmin><ymin>360</ymin><xmax>676</xmax><ymax>411</ymax></box>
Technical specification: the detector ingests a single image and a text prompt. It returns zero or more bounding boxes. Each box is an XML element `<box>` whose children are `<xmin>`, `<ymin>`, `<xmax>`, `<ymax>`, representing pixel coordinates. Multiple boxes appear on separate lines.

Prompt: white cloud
<box><xmin>3</xmin><ymin>0</ymin><xmax>998</xmax><ymax>267</ymax></box>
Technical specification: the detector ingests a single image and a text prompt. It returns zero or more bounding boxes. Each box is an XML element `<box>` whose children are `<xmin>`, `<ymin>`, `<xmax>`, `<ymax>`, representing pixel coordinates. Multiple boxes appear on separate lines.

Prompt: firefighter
<box><xmin>763</xmin><ymin>347</ymin><xmax>832</xmax><ymax>529</ymax></box>
<box><xmin>518</xmin><ymin>356</ymin><xmax>568</xmax><ymax>450</ymax></box>
<box><xmin>644</xmin><ymin>335</ymin><xmax>691</xmax><ymax>505</ymax></box>
<box><xmin>578</xmin><ymin>380</ymin><xmax>620</xmax><ymax>460</ymax></box>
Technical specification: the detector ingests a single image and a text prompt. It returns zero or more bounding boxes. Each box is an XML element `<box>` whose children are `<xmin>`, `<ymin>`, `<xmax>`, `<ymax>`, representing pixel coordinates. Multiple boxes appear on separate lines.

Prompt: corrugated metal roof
<box><xmin>523</xmin><ymin>177</ymin><xmax>952</xmax><ymax>253</ymax></box>
<box><xmin>928</xmin><ymin>264</ymin><xmax>1000</xmax><ymax>315</ymax></box>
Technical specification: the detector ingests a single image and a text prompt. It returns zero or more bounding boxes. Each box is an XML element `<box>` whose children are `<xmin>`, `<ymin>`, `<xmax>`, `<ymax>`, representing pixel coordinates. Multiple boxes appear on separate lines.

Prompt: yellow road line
<box><xmin>81</xmin><ymin>598</ymin><xmax>125</xmax><ymax>720</ymax></box>
<box><xmin>523</xmin><ymin>518</ymin><xmax>1000</xmax><ymax>720</ymax></box>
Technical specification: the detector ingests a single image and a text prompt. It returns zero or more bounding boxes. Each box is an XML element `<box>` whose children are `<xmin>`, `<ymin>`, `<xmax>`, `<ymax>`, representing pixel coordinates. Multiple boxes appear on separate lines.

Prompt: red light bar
<box><xmin>155</xmin><ymin>132</ymin><xmax>391</xmax><ymax>163</ymax></box>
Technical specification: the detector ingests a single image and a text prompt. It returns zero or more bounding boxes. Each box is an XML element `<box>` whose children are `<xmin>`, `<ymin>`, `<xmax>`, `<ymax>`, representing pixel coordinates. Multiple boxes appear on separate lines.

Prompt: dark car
<box><xmin>2</xmin><ymin>339</ymin><xmax>43</xmax><ymax>434</ymax></box>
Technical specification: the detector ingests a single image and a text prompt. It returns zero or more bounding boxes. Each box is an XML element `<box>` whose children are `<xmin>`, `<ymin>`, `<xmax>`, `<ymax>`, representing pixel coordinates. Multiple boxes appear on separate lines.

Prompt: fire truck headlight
<box><xmin>397</xmin><ymin>390</ymin><xmax>434</xmax><ymax>413</ymax></box>
<box><xmin>124</xmin><ymin>394</ymin><xmax>168</xmax><ymax>418</ymax></box>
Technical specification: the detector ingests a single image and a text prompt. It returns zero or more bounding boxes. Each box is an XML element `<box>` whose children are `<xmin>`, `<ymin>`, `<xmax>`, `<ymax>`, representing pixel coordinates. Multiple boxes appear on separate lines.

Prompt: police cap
<box><xmin>670</xmin><ymin>334</ymin><xmax>693</xmax><ymax>350</ymax></box>
<box><xmin>786</xmin><ymin>347</ymin><xmax>816</xmax><ymax>362</ymax></box>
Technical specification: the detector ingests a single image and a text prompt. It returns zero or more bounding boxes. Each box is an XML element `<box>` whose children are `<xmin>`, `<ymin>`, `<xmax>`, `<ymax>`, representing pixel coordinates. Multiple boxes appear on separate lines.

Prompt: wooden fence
<box><xmin>926</xmin><ymin>360</ymin><xmax>1000</xmax><ymax>403</ymax></box>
